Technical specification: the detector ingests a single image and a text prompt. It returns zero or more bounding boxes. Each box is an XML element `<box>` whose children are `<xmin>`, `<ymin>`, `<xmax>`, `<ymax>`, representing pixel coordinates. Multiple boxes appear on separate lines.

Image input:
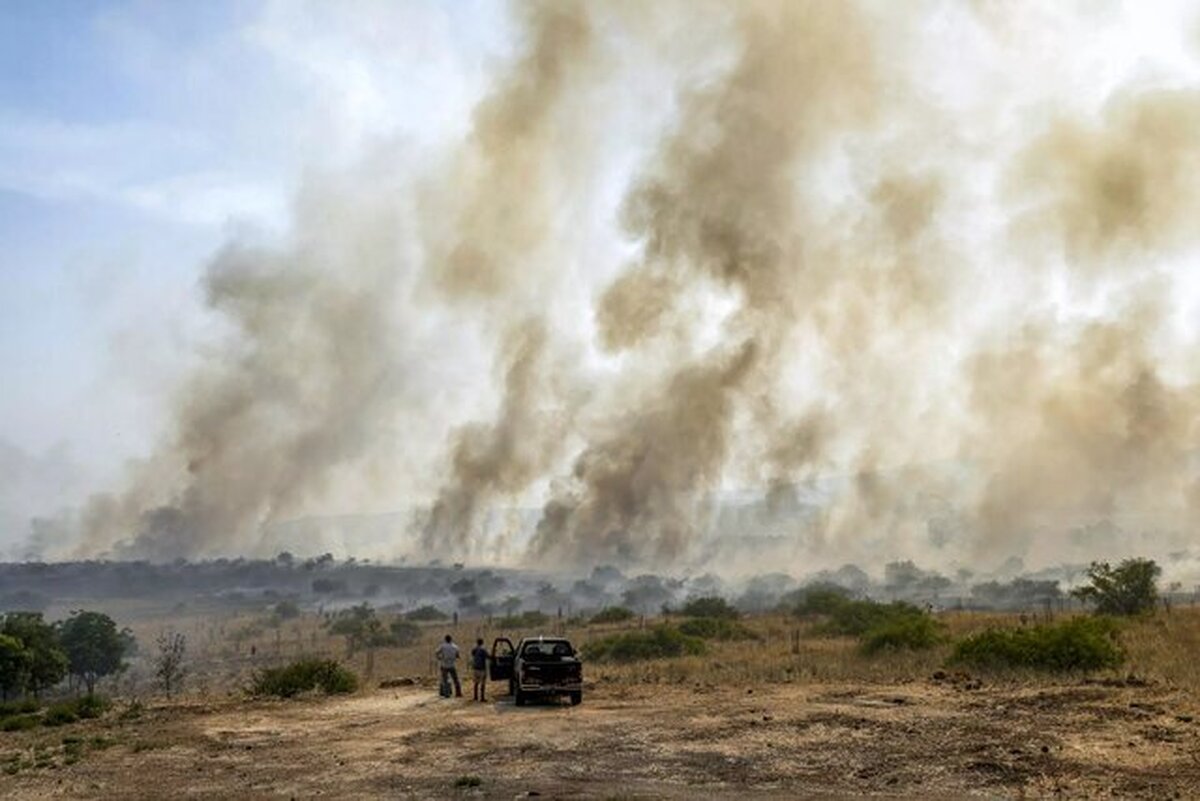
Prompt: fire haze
<box><xmin>63</xmin><ymin>1</ymin><xmax>1200</xmax><ymax>575</ymax></box>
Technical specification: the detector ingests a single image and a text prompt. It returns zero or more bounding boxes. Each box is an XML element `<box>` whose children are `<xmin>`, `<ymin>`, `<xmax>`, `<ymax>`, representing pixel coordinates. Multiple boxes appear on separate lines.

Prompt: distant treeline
<box><xmin>3</xmin><ymin>555</ymin><xmax>1182</xmax><ymax>619</ymax></box>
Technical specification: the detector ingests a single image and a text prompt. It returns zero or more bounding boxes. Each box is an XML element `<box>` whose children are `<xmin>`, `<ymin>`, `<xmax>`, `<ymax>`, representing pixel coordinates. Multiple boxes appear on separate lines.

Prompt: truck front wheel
<box><xmin>569</xmin><ymin>691</ymin><xmax>582</xmax><ymax>706</ymax></box>
<box><xmin>514</xmin><ymin>689</ymin><xmax>527</xmax><ymax>707</ymax></box>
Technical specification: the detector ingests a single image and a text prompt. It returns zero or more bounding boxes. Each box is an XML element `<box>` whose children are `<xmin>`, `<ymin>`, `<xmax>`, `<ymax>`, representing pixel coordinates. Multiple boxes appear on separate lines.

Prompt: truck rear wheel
<box><xmin>514</xmin><ymin>689</ymin><xmax>526</xmax><ymax>707</ymax></box>
<box><xmin>569</xmin><ymin>691</ymin><xmax>582</xmax><ymax>706</ymax></box>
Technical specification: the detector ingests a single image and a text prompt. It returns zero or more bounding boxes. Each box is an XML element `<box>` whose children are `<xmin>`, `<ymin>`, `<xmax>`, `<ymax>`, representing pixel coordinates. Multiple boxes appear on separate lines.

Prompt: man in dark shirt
<box><xmin>470</xmin><ymin>638</ymin><xmax>490</xmax><ymax>702</ymax></box>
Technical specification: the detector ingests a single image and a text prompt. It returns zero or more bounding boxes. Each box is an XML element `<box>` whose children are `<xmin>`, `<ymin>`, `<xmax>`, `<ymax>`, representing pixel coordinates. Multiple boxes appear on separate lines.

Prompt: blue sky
<box><xmin>0</xmin><ymin>0</ymin><xmax>506</xmax><ymax>543</ymax></box>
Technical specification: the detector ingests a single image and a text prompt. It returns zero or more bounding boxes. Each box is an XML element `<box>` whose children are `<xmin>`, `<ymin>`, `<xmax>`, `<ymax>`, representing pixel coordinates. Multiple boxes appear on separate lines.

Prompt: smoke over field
<box><xmin>57</xmin><ymin>2</ymin><xmax>1200</xmax><ymax>574</ymax></box>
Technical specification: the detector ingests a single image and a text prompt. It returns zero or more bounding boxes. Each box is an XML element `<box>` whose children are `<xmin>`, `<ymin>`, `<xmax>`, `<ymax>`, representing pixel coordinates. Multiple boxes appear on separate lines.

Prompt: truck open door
<box><xmin>490</xmin><ymin>637</ymin><xmax>514</xmax><ymax>683</ymax></box>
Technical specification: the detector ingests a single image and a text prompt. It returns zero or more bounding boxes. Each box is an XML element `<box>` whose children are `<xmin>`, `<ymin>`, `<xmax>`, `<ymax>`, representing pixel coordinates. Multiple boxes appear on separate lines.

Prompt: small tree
<box><xmin>328</xmin><ymin>603</ymin><xmax>377</xmax><ymax>656</ymax></box>
<box><xmin>1071</xmin><ymin>558</ymin><xmax>1160</xmax><ymax>616</ymax></box>
<box><xmin>154</xmin><ymin>632</ymin><xmax>187</xmax><ymax>698</ymax></box>
<box><xmin>2</xmin><ymin>612</ymin><xmax>68</xmax><ymax>698</ymax></box>
<box><xmin>0</xmin><ymin>634</ymin><xmax>31</xmax><ymax>701</ymax></box>
<box><xmin>58</xmin><ymin>611</ymin><xmax>130</xmax><ymax>696</ymax></box>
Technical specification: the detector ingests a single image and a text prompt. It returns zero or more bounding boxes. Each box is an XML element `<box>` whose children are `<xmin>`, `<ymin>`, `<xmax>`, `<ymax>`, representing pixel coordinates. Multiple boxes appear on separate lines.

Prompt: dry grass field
<box><xmin>2</xmin><ymin>605</ymin><xmax>1200</xmax><ymax>798</ymax></box>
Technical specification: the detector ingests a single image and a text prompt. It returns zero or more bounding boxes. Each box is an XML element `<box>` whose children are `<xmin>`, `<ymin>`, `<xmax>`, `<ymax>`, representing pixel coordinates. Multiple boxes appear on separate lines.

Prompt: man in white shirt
<box><xmin>435</xmin><ymin>634</ymin><xmax>462</xmax><ymax>698</ymax></box>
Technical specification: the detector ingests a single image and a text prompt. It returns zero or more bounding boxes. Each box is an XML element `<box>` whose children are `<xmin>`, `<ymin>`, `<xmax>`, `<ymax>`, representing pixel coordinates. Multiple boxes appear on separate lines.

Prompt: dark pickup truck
<box><xmin>490</xmin><ymin>636</ymin><xmax>583</xmax><ymax>706</ymax></box>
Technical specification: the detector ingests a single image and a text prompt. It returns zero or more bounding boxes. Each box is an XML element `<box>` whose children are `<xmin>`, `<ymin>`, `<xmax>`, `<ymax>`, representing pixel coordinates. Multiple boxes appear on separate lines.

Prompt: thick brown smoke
<box><xmin>81</xmin><ymin>168</ymin><xmax>420</xmax><ymax>560</ymax></box>
<box><xmin>531</xmin><ymin>341</ymin><xmax>757</xmax><ymax>564</ymax></box>
<box><xmin>65</xmin><ymin>2</ymin><xmax>1200</xmax><ymax>575</ymax></box>
<box><xmin>541</xmin><ymin>1</ymin><xmax>890</xmax><ymax>568</ymax></box>
<box><xmin>416</xmin><ymin>1</ymin><xmax>597</xmax><ymax>559</ymax></box>
<box><xmin>420</xmin><ymin>319</ymin><xmax>568</xmax><ymax>558</ymax></box>
<box><xmin>1011</xmin><ymin>89</ymin><xmax>1200</xmax><ymax>268</ymax></box>
<box><xmin>426</xmin><ymin>0</ymin><xmax>594</xmax><ymax>303</ymax></box>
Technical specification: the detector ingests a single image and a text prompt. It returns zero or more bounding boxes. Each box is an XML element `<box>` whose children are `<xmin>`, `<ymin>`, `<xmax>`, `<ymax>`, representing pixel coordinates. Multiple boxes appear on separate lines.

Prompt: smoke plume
<box><xmin>59</xmin><ymin>1</ymin><xmax>1200</xmax><ymax>576</ymax></box>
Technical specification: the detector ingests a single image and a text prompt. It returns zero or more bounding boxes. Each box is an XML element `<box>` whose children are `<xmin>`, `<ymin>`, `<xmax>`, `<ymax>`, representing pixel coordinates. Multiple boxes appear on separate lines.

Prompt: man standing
<box><xmin>435</xmin><ymin>634</ymin><xmax>462</xmax><ymax>698</ymax></box>
<box><xmin>470</xmin><ymin>638</ymin><xmax>490</xmax><ymax>702</ymax></box>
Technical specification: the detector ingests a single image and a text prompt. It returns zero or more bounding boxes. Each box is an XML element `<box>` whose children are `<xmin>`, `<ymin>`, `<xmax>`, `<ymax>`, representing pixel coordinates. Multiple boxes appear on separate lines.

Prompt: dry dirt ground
<box><xmin>3</xmin><ymin>675</ymin><xmax>1199</xmax><ymax>800</ymax></box>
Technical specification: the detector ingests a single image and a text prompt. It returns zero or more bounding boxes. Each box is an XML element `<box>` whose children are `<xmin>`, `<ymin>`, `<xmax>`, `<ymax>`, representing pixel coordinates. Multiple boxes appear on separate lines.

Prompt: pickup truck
<box><xmin>489</xmin><ymin>636</ymin><xmax>583</xmax><ymax>706</ymax></box>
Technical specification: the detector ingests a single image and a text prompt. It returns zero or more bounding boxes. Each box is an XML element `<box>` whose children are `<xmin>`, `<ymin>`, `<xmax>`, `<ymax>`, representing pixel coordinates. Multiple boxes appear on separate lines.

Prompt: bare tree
<box><xmin>154</xmin><ymin>632</ymin><xmax>187</xmax><ymax>698</ymax></box>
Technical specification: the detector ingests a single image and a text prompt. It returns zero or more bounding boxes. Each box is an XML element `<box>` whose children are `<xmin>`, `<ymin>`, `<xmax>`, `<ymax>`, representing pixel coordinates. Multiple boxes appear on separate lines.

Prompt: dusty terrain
<box><xmin>3</xmin><ymin>674</ymin><xmax>1198</xmax><ymax>799</ymax></box>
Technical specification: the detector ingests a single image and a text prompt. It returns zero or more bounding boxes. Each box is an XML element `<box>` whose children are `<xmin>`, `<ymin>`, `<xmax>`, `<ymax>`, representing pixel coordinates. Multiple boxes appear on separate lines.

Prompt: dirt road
<box><xmin>3</xmin><ymin>677</ymin><xmax>1199</xmax><ymax>799</ymax></box>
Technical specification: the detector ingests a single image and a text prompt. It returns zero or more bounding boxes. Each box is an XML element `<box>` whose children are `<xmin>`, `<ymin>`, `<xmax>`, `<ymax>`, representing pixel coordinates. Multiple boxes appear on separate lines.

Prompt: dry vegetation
<box><xmin>2</xmin><ymin>604</ymin><xmax>1200</xmax><ymax>798</ymax></box>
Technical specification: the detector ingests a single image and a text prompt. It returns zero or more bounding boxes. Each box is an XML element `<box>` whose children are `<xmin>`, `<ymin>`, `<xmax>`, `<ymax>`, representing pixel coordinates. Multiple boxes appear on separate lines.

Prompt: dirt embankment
<box><xmin>2</xmin><ymin>677</ymin><xmax>1199</xmax><ymax>799</ymax></box>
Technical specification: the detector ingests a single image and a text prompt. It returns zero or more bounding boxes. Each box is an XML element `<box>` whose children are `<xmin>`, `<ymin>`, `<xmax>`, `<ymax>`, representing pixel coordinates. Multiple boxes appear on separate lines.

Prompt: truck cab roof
<box><xmin>516</xmin><ymin>637</ymin><xmax>577</xmax><ymax>660</ymax></box>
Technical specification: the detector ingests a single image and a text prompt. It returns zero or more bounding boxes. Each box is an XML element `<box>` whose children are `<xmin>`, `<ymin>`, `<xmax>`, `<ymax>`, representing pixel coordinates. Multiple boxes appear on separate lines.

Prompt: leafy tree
<box><xmin>1</xmin><ymin>612</ymin><xmax>68</xmax><ymax>698</ymax></box>
<box><xmin>328</xmin><ymin>604</ymin><xmax>396</xmax><ymax>655</ymax></box>
<box><xmin>58</xmin><ymin>611</ymin><xmax>130</xmax><ymax>695</ymax></box>
<box><xmin>154</xmin><ymin>632</ymin><xmax>187</xmax><ymax>698</ymax></box>
<box><xmin>1071</xmin><ymin>558</ymin><xmax>1160</xmax><ymax>616</ymax></box>
<box><xmin>0</xmin><ymin>634</ymin><xmax>31</xmax><ymax>701</ymax></box>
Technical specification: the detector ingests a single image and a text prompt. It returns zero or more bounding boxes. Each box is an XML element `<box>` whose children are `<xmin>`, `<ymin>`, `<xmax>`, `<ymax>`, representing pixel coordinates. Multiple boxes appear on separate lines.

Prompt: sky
<box><xmin>4</xmin><ymin>1</ymin><xmax>1200</xmax><ymax>569</ymax></box>
<box><xmin>0</xmin><ymin>0</ymin><xmax>508</xmax><ymax>546</ymax></box>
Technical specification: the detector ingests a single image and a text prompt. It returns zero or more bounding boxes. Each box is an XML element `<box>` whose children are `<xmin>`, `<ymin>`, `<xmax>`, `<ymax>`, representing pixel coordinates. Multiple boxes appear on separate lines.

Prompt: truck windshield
<box><xmin>521</xmin><ymin>641</ymin><xmax>574</xmax><ymax>660</ymax></box>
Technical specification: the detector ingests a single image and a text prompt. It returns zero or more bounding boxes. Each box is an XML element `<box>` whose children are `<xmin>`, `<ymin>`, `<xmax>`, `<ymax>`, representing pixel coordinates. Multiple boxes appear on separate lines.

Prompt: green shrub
<box><xmin>950</xmin><ymin>617</ymin><xmax>1123</xmax><ymax>672</ymax></box>
<box><xmin>798</xmin><ymin>595</ymin><xmax>943</xmax><ymax>654</ymax></box>
<box><xmin>813</xmin><ymin>599</ymin><xmax>927</xmax><ymax>638</ymax></box>
<box><xmin>250</xmin><ymin>658</ymin><xmax>359</xmax><ymax>698</ymax></box>
<box><xmin>453</xmin><ymin>775</ymin><xmax>482</xmax><ymax>788</ymax></box>
<box><xmin>0</xmin><ymin>698</ymin><xmax>40</xmax><ymax>717</ymax></box>
<box><xmin>589</xmin><ymin>607</ymin><xmax>636</xmax><ymax>625</ymax></box>
<box><xmin>41</xmin><ymin>703</ymin><xmax>78</xmax><ymax>727</ymax></box>
<box><xmin>36</xmin><ymin>694</ymin><xmax>111</xmax><ymax>726</ymax></box>
<box><xmin>583</xmin><ymin>626</ymin><xmax>705</xmax><ymax>663</ymax></box>
<box><xmin>677</xmin><ymin>617</ymin><xmax>759</xmax><ymax>641</ymax></box>
<box><xmin>860</xmin><ymin>614</ymin><xmax>946</xmax><ymax>654</ymax></box>
<box><xmin>71</xmin><ymin>694</ymin><xmax>110</xmax><ymax>720</ymax></box>
<box><xmin>1</xmin><ymin>714</ymin><xmax>38</xmax><ymax>732</ymax></box>
<box><xmin>679</xmin><ymin>596</ymin><xmax>739</xmax><ymax>619</ymax></box>
<box><xmin>404</xmin><ymin>605</ymin><xmax>448</xmax><ymax>622</ymax></box>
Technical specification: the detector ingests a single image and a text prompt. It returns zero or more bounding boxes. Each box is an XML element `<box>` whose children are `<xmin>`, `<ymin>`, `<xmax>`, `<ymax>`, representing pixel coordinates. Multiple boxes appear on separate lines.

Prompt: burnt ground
<box><xmin>2</xmin><ymin>676</ymin><xmax>1199</xmax><ymax>799</ymax></box>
